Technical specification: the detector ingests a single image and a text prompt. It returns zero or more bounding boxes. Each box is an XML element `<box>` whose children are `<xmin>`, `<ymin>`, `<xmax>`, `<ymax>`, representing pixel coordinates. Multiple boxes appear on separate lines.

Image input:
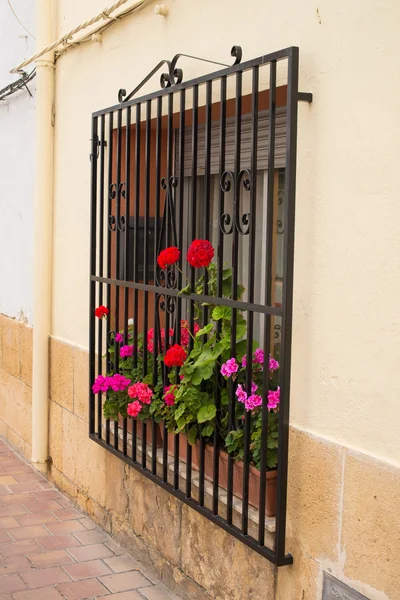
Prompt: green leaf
<box><xmin>179</xmin><ymin>283</ymin><xmax>191</xmax><ymax>296</ymax></box>
<box><xmin>197</xmin><ymin>404</ymin><xmax>216</xmax><ymax>423</ymax></box>
<box><xmin>195</xmin><ymin>323</ymin><xmax>214</xmax><ymax>337</ymax></box>
<box><xmin>212</xmin><ymin>306</ymin><xmax>231</xmax><ymax>321</ymax></box>
<box><xmin>222</xmin><ymin>267</ymin><xmax>232</xmax><ymax>280</ymax></box>
<box><xmin>188</xmin><ymin>425</ymin><xmax>198</xmax><ymax>445</ymax></box>
<box><xmin>202</xmin><ymin>423</ymin><xmax>214</xmax><ymax>437</ymax></box>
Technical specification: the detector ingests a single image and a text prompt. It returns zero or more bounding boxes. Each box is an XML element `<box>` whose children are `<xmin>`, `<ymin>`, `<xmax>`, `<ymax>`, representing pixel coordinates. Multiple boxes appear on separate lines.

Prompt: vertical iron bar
<box><xmin>187</xmin><ymin>84</ymin><xmax>199</xmax><ymax>498</ymax></box>
<box><xmin>132</xmin><ymin>103</ymin><xmax>141</xmax><ymax>461</ymax></box>
<box><xmin>153</xmin><ymin>96</ymin><xmax>162</xmax><ymax>475</ymax></box>
<box><xmin>198</xmin><ymin>80</ymin><xmax>212</xmax><ymax>507</ymax></box>
<box><xmin>114</xmin><ymin>108</ymin><xmax>122</xmax><ymax>451</ymax></box>
<box><xmin>89</xmin><ymin>116</ymin><xmax>98</xmax><ymax>436</ymax></box>
<box><xmin>227</xmin><ymin>72</ymin><xmax>242</xmax><ymax>525</ymax></box>
<box><xmin>97</xmin><ymin>114</ymin><xmax>105</xmax><ymax>439</ymax></box>
<box><xmin>174</xmin><ymin>88</ymin><xmax>186</xmax><ymax>490</ymax></box>
<box><xmin>275</xmin><ymin>49</ymin><xmax>298</xmax><ymax>565</ymax></box>
<box><xmin>259</xmin><ymin>59</ymin><xmax>276</xmax><ymax>544</ymax></box>
<box><xmin>123</xmin><ymin>106</ymin><xmax>131</xmax><ymax>457</ymax></box>
<box><xmin>106</xmin><ymin>112</ymin><xmax>114</xmax><ymax>445</ymax></box>
<box><xmin>242</xmin><ymin>66</ymin><xmax>259</xmax><ymax>534</ymax></box>
<box><xmin>213</xmin><ymin>75</ymin><xmax>227</xmax><ymax>515</ymax></box>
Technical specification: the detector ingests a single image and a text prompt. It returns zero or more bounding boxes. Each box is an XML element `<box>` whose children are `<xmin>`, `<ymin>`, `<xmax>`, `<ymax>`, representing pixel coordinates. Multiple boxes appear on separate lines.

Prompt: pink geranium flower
<box><xmin>120</xmin><ymin>345</ymin><xmax>134</xmax><ymax>358</ymax></box>
<box><xmin>220</xmin><ymin>358</ymin><xmax>239</xmax><ymax>377</ymax></box>
<box><xmin>92</xmin><ymin>375</ymin><xmax>111</xmax><ymax>394</ymax></box>
<box><xmin>163</xmin><ymin>385</ymin><xmax>176</xmax><ymax>406</ymax></box>
<box><xmin>115</xmin><ymin>333</ymin><xmax>123</xmax><ymax>343</ymax></box>
<box><xmin>244</xmin><ymin>394</ymin><xmax>263</xmax><ymax>411</ymax></box>
<box><xmin>128</xmin><ymin>382</ymin><xmax>153</xmax><ymax>404</ymax></box>
<box><xmin>267</xmin><ymin>387</ymin><xmax>280</xmax><ymax>410</ymax></box>
<box><xmin>236</xmin><ymin>384</ymin><xmax>247</xmax><ymax>404</ymax></box>
<box><xmin>127</xmin><ymin>400</ymin><xmax>142</xmax><ymax>418</ymax></box>
<box><xmin>108</xmin><ymin>374</ymin><xmax>131</xmax><ymax>392</ymax></box>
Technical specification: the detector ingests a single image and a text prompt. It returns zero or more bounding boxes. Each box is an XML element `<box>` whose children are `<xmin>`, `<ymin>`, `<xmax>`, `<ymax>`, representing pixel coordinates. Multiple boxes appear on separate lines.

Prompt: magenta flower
<box><xmin>220</xmin><ymin>358</ymin><xmax>239</xmax><ymax>377</ymax></box>
<box><xmin>115</xmin><ymin>333</ymin><xmax>123</xmax><ymax>343</ymax></box>
<box><xmin>108</xmin><ymin>373</ymin><xmax>131</xmax><ymax>392</ymax></box>
<box><xmin>269</xmin><ymin>356</ymin><xmax>280</xmax><ymax>371</ymax></box>
<box><xmin>254</xmin><ymin>348</ymin><xmax>264</xmax><ymax>364</ymax></box>
<box><xmin>120</xmin><ymin>344</ymin><xmax>134</xmax><ymax>358</ymax></box>
<box><xmin>163</xmin><ymin>385</ymin><xmax>176</xmax><ymax>406</ymax></box>
<box><xmin>92</xmin><ymin>375</ymin><xmax>111</xmax><ymax>394</ymax></box>
<box><xmin>267</xmin><ymin>387</ymin><xmax>280</xmax><ymax>410</ymax></box>
<box><xmin>244</xmin><ymin>394</ymin><xmax>263</xmax><ymax>411</ymax></box>
<box><xmin>236</xmin><ymin>384</ymin><xmax>247</xmax><ymax>404</ymax></box>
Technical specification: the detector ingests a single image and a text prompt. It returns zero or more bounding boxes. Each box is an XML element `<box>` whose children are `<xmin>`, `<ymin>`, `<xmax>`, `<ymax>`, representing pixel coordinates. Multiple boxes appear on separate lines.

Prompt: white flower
<box><xmin>128</xmin><ymin>318</ymin><xmax>134</xmax><ymax>326</ymax></box>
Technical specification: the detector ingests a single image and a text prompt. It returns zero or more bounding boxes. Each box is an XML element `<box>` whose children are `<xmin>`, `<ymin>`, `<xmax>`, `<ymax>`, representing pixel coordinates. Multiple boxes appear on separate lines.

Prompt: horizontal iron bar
<box><xmin>298</xmin><ymin>92</ymin><xmax>313</xmax><ymax>103</ymax></box>
<box><xmin>91</xmin><ymin>275</ymin><xmax>283</xmax><ymax>317</ymax></box>
<box><xmin>89</xmin><ymin>433</ymin><xmax>293</xmax><ymax>566</ymax></box>
<box><xmin>93</xmin><ymin>47</ymin><xmax>297</xmax><ymax>117</ymax></box>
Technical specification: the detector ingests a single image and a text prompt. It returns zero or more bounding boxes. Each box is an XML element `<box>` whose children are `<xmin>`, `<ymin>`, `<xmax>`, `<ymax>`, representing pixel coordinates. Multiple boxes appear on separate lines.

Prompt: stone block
<box><xmin>49</xmin><ymin>338</ymin><xmax>73</xmax><ymax>412</ymax></box>
<box><xmin>73</xmin><ymin>346</ymin><xmax>89</xmax><ymax>422</ymax></box>
<box><xmin>181</xmin><ymin>504</ymin><xmax>275</xmax><ymax>600</ymax></box>
<box><xmin>342</xmin><ymin>451</ymin><xmax>400</xmax><ymax>599</ymax></box>
<box><xmin>19</xmin><ymin>326</ymin><xmax>32</xmax><ymax>387</ymax></box>
<box><xmin>286</xmin><ymin>427</ymin><xmax>342</xmax><ymax>561</ymax></box>
<box><xmin>1</xmin><ymin>317</ymin><xmax>20</xmax><ymax>378</ymax></box>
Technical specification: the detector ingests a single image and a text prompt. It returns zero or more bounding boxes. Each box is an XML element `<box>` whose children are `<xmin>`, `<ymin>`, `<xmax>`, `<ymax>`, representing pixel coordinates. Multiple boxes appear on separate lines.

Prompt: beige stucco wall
<box><xmin>51</xmin><ymin>0</ymin><xmax>400</xmax><ymax>467</ymax></box>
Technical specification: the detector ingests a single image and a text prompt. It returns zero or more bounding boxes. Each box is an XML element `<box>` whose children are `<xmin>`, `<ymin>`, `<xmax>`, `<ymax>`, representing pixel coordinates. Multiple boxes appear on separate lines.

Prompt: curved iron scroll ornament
<box><xmin>156</xmin><ymin>176</ymin><xmax>179</xmax><ymax>288</ymax></box>
<box><xmin>220</xmin><ymin>169</ymin><xmax>252</xmax><ymax>235</ymax></box>
<box><xmin>118</xmin><ymin>46</ymin><xmax>243</xmax><ymax>103</ymax></box>
<box><xmin>108</xmin><ymin>182</ymin><xmax>126</xmax><ymax>232</ymax></box>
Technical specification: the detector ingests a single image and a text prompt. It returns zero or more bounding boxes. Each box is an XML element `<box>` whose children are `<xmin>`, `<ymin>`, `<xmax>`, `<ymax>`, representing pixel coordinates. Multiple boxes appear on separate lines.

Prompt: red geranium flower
<box><xmin>95</xmin><ymin>305</ymin><xmax>109</xmax><ymax>319</ymax></box>
<box><xmin>164</xmin><ymin>344</ymin><xmax>187</xmax><ymax>367</ymax></box>
<box><xmin>157</xmin><ymin>247</ymin><xmax>180</xmax><ymax>270</ymax></box>
<box><xmin>187</xmin><ymin>239</ymin><xmax>214</xmax><ymax>268</ymax></box>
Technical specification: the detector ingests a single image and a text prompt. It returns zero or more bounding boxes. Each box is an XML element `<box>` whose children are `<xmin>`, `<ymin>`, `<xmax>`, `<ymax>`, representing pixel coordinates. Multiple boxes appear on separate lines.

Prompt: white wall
<box><xmin>0</xmin><ymin>0</ymin><xmax>35</xmax><ymax>323</ymax></box>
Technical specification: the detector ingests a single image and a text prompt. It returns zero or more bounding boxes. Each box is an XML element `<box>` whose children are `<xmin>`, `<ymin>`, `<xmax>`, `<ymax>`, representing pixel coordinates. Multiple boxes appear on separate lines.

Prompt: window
<box><xmin>89</xmin><ymin>46</ymin><xmax>311</xmax><ymax>566</ymax></box>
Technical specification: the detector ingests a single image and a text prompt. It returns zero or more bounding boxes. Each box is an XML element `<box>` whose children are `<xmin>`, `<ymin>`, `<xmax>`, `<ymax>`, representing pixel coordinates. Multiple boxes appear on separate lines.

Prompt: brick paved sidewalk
<box><xmin>0</xmin><ymin>439</ymin><xmax>181</xmax><ymax>600</ymax></box>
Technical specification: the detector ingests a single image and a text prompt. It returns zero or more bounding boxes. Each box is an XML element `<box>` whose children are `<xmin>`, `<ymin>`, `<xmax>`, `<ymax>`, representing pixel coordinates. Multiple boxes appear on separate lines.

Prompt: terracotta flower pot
<box><xmin>162</xmin><ymin>430</ymin><xmax>277</xmax><ymax>516</ymax></box>
<box><xmin>117</xmin><ymin>416</ymin><xmax>163</xmax><ymax>448</ymax></box>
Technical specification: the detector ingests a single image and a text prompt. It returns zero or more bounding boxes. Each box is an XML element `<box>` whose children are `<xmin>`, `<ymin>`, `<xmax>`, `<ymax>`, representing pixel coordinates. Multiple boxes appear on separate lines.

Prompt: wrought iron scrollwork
<box><xmin>118</xmin><ymin>45</ymin><xmax>243</xmax><ymax>103</ymax></box>
<box><xmin>108</xmin><ymin>182</ymin><xmax>126</xmax><ymax>232</ymax></box>
<box><xmin>220</xmin><ymin>169</ymin><xmax>252</xmax><ymax>235</ymax></box>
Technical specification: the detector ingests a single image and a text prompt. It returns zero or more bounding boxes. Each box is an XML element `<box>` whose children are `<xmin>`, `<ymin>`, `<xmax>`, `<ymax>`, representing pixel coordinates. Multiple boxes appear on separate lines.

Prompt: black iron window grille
<box><xmin>89</xmin><ymin>45</ymin><xmax>312</xmax><ymax>566</ymax></box>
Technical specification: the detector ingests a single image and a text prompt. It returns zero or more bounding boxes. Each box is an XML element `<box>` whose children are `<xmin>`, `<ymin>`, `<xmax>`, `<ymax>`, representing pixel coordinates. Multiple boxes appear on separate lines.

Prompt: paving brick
<box><xmin>78</xmin><ymin>517</ymin><xmax>97</xmax><ymax>530</ymax></box>
<box><xmin>28</xmin><ymin>549</ymin><xmax>75</xmax><ymax>569</ymax></box>
<box><xmin>0</xmin><ymin>517</ymin><xmax>19</xmax><ymax>530</ymax></box>
<box><xmin>0</xmin><ymin>530</ymin><xmax>11</xmax><ymax>543</ymax></box>
<box><xmin>13</xmin><ymin>588</ymin><xmax>65</xmax><ymax>600</ymax></box>
<box><xmin>57</xmin><ymin>578</ymin><xmax>110</xmax><ymax>600</ymax></box>
<box><xmin>104</xmin><ymin>540</ymin><xmax>125</xmax><ymax>556</ymax></box>
<box><xmin>39</xmin><ymin>481</ymin><xmax>54</xmax><ymax>490</ymax></box>
<box><xmin>23</xmin><ymin>500</ymin><xmax>62</xmax><ymax>513</ymax></box>
<box><xmin>13</xmin><ymin>473</ymin><xmax>44</xmax><ymax>484</ymax></box>
<box><xmin>31</xmin><ymin>490</ymin><xmax>63</xmax><ymax>502</ymax></box>
<box><xmin>2</xmin><ymin>493</ymin><xmax>35</xmax><ymax>505</ymax></box>
<box><xmin>0</xmin><ymin>557</ymin><xmax>34</xmax><ymax>576</ymax></box>
<box><xmin>21</xmin><ymin>566</ymin><xmax>71</xmax><ymax>589</ymax></box>
<box><xmin>0</xmin><ymin>505</ymin><xmax>28</xmax><ymax>517</ymax></box>
<box><xmin>7</xmin><ymin>482</ymin><xmax>43</xmax><ymax>494</ymax></box>
<box><xmin>73</xmin><ymin>529</ymin><xmax>108</xmax><ymax>545</ymax></box>
<box><xmin>104</xmin><ymin>555</ymin><xmax>140</xmax><ymax>573</ymax></box>
<box><xmin>17</xmin><ymin>512</ymin><xmax>58</xmax><ymax>526</ymax></box>
<box><xmin>99</xmin><ymin>571</ymin><xmax>152</xmax><ymax>593</ymax></box>
<box><xmin>97</xmin><ymin>593</ymin><xmax>142</xmax><ymax>600</ymax></box>
<box><xmin>0</xmin><ymin>594</ymin><xmax>13</xmax><ymax>600</ymax></box>
<box><xmin>0</xmin><ymin>539</ymin><xmax>42</xmax><ymax>557</ymax></box>
<box><xmin>38</xmin><ymin>534</ymin><xmax>82</xmax><ymax>552</ymax></box>
<box><xmin>46</xmin><ymin>520</ymin><xmax>87</xmax><ymax>535</ymax></box>
<box><xmin>0</xmin><ymin>487</ymin><xmax>12</xmax><ymax>496</ymax></box>
<box><xmin>0</xmin><ymin>477</ymin><xmax>18</xmax><ymax>486</ymax></box>
<box><xmin>67</xmin><ymin>543</ymin><xmax>115</xmax><ymax>562</ymax></box>
<box><xmin>51</xmin><ymin>508</ymin><xmax>82</xmax><ymax>521</ymax></box>
<box><xmin>0</xmin><ymin>573</ymin><xmax>28</xmax><ymax>593</ymax></box>
<box><xmin>9</xmin><ymin>525</ymin><xmax>50</xmax><ymax>541</ymax></box>
<box><xmin>1</xmin><ymin>467</ymin><xmax>25</xmax><ymax>475</ymax></box>
<box><xmin>63</xmin><ymin>559</ymin><xmax>112</xmax><ymax>581</ymax></box>
<box><xmin>141</xmin><ymin>584</ymin><xmax>181</xmax><ymax>600</ymax></box>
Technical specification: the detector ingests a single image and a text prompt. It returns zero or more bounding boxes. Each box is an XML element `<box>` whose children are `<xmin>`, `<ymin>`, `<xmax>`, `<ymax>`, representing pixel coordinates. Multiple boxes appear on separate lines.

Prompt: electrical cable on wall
<box><xmin>6</xmin><ymin>0</ymin><xmax>35</xmax><ymax>39</ymax></box>
<box><xmin>0</xmin><ymin>68</ymin><xmax>36</xmax><ymax>101</ymax></box>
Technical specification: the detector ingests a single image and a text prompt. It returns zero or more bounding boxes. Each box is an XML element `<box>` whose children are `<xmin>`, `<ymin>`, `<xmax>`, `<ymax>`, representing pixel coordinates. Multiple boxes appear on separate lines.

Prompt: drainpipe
<box><xmin>31</xmin><ymin>0</ymin><xmax>54</xmax><ymax>473</ymax></box>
